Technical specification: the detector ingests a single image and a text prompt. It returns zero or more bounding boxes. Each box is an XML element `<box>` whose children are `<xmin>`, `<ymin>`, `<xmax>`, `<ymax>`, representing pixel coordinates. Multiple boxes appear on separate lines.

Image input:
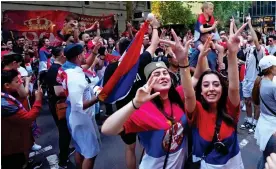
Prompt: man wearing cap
<box><xmin>253</xmin><ymin>55</ymin><xmax>276</xmax><ymax>169</ymax></box>
<box><xmin>57</xmin><ymin>43</ymin><xmax>100</xmax><ymax>169</ymax></box>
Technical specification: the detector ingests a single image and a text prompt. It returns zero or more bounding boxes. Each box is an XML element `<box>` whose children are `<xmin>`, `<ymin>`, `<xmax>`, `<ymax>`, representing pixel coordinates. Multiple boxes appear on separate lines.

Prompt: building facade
<box><xmin>1</xmin><ymin>1</ymin><xmax>151</xmax><ymax>34</ymax></box>
<box><xmin>248</xmin><ymin>1</ymin><xmax>276</xmax><ymax>34</ymax></box>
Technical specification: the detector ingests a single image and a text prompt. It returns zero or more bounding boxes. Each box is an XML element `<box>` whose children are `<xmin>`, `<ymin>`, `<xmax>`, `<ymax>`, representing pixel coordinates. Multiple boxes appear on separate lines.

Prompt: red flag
<box><xmin>98</xmin><ymin>21</ymin><xmax>149</xmax><ymax>101</ymax></box>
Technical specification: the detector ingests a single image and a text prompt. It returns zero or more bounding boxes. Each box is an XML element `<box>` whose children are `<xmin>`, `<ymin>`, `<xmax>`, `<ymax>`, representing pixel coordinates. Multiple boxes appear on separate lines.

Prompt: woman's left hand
<box><xmin>160</xmin><ymin>29</ymin><xmax>193</xmax><ymax>64</ymax></box>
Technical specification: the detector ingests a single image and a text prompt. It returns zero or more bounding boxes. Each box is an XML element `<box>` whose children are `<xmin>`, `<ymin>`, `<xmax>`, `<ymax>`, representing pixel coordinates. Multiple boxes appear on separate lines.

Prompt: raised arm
<box><xmin>227</xmin><ymin>23</ymin><xmax>248</xmax><ymax>106</ymax></box>
<box><xmin>146</xmin><ymin>18</ymin><xmax>160</xmax><ymax>56</ymax></box>
<box><xmin>192</xmin><ymin>36</ymin><xmax>212</xmax><ymax>87</ymax></box>
<box><xmin>247</xmin><ymin>15</ymin><xmax>261</xmax><ymax>51</ymax></box>
<box><xmin>84</xmin><ymin>21</ymin><xmax>97</xmax><ymax>32</ymax></box>
<box><xmin>96</xmin><ymin>21</ymin><xmax>101</xmax><ymax>37</ymax></box>
<box><xmin>161</xmin><ymin>29</ymin><xmax>196</xmax><ymax>113</ymax></box>
<box><xmin>101</xmin><ymin>75</ymin><xmax>159</xmax><ymax>135</ymax></box>
<box><xmin>81</xmin><ymin>41</ymin><xmax>101</xmax><ymax>70</ymax></box>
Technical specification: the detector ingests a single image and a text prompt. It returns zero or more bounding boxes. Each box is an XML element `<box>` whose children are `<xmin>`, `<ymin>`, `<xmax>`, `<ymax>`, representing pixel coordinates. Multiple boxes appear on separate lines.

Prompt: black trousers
<box><xmin>48</xmin><ymin>97</ymin><xmax>71</xmax><ymax>164</ymax></box>
<box><xmin>2</xmin><ymin>153</ymin><xmax>26</xmax><ymax>169</ymax></box>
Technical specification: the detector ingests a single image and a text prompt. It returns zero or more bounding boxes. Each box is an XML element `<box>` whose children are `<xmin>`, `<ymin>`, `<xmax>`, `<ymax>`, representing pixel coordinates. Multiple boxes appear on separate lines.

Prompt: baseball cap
<box><xmin>64</xmin><ymin>43</ymin><xmax>84</xmax><ymax>60</ymax></box>
<box><xmin>144</xmin><ymin>61</ymin><xmax>168</xmax><ymax>80</ymax></box>
<box><xmin>220</xmin><ymin>31</ymin><xmax>226</xmax><ymax>35</ymax></box>
<box><xmin>259</xmin><ymin>55</ymin><xmax>276</xmax><ymax>71</ymax></box>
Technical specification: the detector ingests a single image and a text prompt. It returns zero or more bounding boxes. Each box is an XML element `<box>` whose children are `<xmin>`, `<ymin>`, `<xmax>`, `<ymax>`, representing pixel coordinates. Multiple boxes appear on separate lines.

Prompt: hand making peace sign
<box><xmin>159</xmin><ymin>29</ymin><xmax>193</xmax><ymax>63</ymax></box>
<box><xmin>227</xmin><ymin>22</ymin><xmax>248</xmax><ymax>54</ymax></box>
<box><xmin>133</xmin><ymin>75</ymin><xmax>160</xmax><ymax>108</ymax></box>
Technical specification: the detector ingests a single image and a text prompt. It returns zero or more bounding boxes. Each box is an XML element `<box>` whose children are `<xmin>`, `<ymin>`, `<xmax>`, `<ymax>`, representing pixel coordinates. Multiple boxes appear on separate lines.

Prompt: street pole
<box><xmin>243</xmin><ymin>1</ymin><xmax>245</xmax><ymax>24</ymax></box>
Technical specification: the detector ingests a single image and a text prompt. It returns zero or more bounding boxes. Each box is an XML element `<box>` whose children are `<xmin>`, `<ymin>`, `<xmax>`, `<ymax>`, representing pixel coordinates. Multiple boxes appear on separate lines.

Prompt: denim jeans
<box><xmin>257</xmin><ymin>133</ymin><xmax>276</xmax><ymax>169</ymax></box>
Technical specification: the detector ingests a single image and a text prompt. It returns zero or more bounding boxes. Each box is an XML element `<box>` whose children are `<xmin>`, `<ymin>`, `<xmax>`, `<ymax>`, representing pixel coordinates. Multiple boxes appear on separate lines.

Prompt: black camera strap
<box><xmin>203</xmin><ymin>115</ymin><xmax>222</xmax><ymax>158</ymax></box>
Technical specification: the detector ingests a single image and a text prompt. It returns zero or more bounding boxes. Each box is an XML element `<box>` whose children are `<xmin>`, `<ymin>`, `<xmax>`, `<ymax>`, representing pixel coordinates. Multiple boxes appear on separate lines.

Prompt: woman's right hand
<box><xmin>199</xmin><ymin>35</ymin><xmax>212</xmax><ymax>59</ymax></box>
<box><xmin>35</xmin><ymin>85</ymin><xmax>43</xmax><ymax>101</ymax></box>
<box><xmin>133</xmin><ymin>75</ymin><xmax>160</xmax><ymax>108</ymax></box>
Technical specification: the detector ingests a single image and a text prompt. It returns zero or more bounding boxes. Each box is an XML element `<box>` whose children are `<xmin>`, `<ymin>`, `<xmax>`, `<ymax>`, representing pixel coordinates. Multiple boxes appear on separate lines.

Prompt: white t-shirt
<box><xmin>244</xmin><ymin>46</ymin><xmax>265</xmax><ymax>81</ymax></box>
<box><xmin>18</xmin><ymin>66</ymin><xmax>28</xmax><ymax>77</ymax></box>
<box><xmin>266</xmin><ymin>45</ymin><xmax>276</xmax><ymax>55</ymax></box>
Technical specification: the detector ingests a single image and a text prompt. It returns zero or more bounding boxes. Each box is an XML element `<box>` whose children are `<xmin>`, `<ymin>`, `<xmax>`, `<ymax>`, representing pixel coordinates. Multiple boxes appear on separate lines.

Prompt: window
<box><xmin>252</xmin><ymin>5</ymin><xmax>257</xmax><ymax>16</ymax></box>
<box><xmin>84</xmin><ymin>1</ymin><xmax>89</xmax><ymax>5</ymax></box>
<box><xmin>272</xmin><ymin>7</ymin><xmax>276</xmax><ymax>15</ymax></box>
<box><xmin>268</xmin><ymin>1</ymin><xmax>272</xmax><ymax>15</ymax></box>
<box><xmin>147</xmin><ymin>1</ymin><xmax>151</xmax><ymax>10</ymax></box>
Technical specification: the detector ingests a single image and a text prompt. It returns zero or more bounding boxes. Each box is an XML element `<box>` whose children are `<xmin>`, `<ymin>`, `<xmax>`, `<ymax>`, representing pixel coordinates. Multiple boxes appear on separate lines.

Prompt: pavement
<box><xmin>31</xmin><ymin>100</ymin><xmax>261</xmax><ymax>169</ymax></box>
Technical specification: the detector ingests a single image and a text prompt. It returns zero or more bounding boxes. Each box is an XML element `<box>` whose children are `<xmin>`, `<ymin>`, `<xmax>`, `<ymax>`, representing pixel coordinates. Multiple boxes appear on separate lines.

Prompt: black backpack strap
<box><xmin>253</xmin><ymin>48</ymin><xmax>261</xmax><ymax>72</ymax></box>
<box><xmin>260</xmin><ymin>95</ymin><xmax>276</xmax><ymax>116</ymax></box>
<box><xmin>84</xmin><ymin>74</ymin><xmax>91</xmax><ymax>84</ymax></box>
<box><xmin>203</xmin><ymin>115</ymin><xmax>223</xmax><ymax>158</ymax></box>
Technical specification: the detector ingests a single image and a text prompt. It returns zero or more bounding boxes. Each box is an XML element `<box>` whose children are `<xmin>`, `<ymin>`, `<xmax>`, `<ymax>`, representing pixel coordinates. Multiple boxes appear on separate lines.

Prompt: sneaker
<box><xmin>240</xmin><ymin>121</ymin><xmax>252</xmax><ymax>130</ymax></box>
<box><xmin>32</xmin><ymin>143</ymin><xmax>42</xmax><ymax>151</ymax></box>
<box><xmin>242</xmin><ymin>104</ymin><xmax>246</xmax><ymax>111</ymax></box>
<box><xmin>248</xmin><ymin>125</ymin><xmax>256</xmax><ymax>134</ymax></box>
<box><xmin>25</xmin><ymin>161</ymin><xmax>43</xmax><ymax>169</ymax></box>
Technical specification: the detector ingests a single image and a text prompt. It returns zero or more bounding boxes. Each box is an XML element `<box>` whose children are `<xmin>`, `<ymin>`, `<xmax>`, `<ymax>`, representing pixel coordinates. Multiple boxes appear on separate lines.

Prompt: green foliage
<box><xmin>212</xmin><ymin>1</ymin><xmax>251</xmax><ymax>29</ymax></box>
<box><xmin>152</xmin><ymin>1</ymin><xmax>196</xmax><ymax>29</ymax></box>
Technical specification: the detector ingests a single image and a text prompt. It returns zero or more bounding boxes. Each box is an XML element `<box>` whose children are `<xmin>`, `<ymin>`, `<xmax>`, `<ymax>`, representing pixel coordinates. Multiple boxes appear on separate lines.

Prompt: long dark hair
<box><xmin>252</xmin><ymin>67</ymin><xmax>273</xmax><ymax>105</ymax></box>
<box><xmin>195</xmin><ymin>70</ymin><xmax>234</xmax><ymax>126</ymax></box>
<box><xmin>150</xmin><ymin>73</ymin><xmax>185</xmax><ymax>113</ymax></box>
<box><xmin>1</xmin><ymin>54</ymin><xmax>23</xmax><ymax>70</ymax></box>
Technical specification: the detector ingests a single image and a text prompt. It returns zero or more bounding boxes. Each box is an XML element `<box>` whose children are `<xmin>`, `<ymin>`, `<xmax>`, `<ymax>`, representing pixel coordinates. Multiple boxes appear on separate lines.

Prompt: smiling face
<box><xmin>150</xmin><ymin>68</ymin><xmax>171</xmax><ymax>92</ymax></box>
<box><xmin>201</xmin><ymin>73</ymin><xmax>222</xmax><ymax>104</ymax></box>
<box><xmin>6</xmin><ymin>40</ymin><xmax>13</xmax><ymax>50</ymax></box>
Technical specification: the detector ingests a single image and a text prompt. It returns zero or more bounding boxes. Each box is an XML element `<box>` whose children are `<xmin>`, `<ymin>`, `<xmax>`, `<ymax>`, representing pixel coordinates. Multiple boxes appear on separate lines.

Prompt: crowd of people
<box><xmin>1</xmin><ymin>2</ymin><xmax>276</xmax><ymax>169</ymax></box>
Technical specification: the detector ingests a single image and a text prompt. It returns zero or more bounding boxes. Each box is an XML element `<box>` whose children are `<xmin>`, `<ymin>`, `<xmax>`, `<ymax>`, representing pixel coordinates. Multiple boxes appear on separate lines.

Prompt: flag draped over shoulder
<box><xmin>98</xmin><ymin>21</ymin><xmax>149</xmax><ymax>103</ymax></box>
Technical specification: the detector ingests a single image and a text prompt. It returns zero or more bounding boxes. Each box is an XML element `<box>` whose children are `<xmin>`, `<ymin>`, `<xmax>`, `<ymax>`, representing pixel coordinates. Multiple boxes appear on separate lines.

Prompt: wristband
<box><xmin>100</xmin><ymin>58</ymin><xmax>105</xmax><ymax>61</ymax></box>
<box><xmin>92</xmin><ymin>51</ymin><xmax>98</xmax><ymax>55</ymax></box>
<box><xmin>178</xmin><ymin>64</ymin><xmax>190</xmax><ymax>68</ymax></box>
<box><xmin>132</xmin><ymin>99</ymin><xmax>139</xmax><ymax>110</ymax></box>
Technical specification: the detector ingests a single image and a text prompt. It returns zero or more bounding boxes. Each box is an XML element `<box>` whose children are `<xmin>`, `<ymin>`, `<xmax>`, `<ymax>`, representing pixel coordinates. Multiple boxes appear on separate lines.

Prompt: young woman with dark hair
<box><xmin>251</xmin><ymin>55</ymin><xmax>276</xmax><ymax>169</ymax></box>
<box><xmin>102</xmin><ymin>35</ymin><xmax>195</xmax><ymax>168</ymax></box>
<box><xmin>160</xmin><ymin>22</ymin><xmax>247</xmax><ymax>168</ymax></box>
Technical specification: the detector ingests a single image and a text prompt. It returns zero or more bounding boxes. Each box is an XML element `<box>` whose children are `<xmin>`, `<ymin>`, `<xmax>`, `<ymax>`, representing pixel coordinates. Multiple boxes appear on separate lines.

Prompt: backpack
<box><xmin>253</xmin><ymin>48</ymin><xmax>261</xmax><ymax>73</ymax></box>
<box><xmin>245</xmin><ymin>47</ymin><xmax>261</xmax><ymax>73</ymax></box>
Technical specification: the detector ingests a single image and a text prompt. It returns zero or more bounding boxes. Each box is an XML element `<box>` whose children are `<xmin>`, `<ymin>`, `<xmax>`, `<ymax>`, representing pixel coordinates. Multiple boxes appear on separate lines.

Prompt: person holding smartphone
<box><xmin>1</xmin><ymin>69</ymin><xmax>43</xmax><ymax>169</ymax></box>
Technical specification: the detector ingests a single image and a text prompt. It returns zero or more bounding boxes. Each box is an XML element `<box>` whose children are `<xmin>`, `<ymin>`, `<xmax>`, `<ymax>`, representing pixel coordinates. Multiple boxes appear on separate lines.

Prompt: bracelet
<box><xmin>92</xmin><ymin>51</ymin><xmax>98</xmax><ymax>55</ymax></box>
<box><xmin>131</xmin><ymin>99</ymin><xmax>139</xmax><ymax>110</ymax></box>
<box><xmin>100</xmin><ymin>58</ymin><xmax>105</xmax><ymax>61</ymax></box>
<box><xmin>152</xmin><ymin>27</ymin><xmax>158</xmax><ymax>29</ymax></box>
<box><xmin>178</xmin><ymin>64</ymin><xmax>190</xmax><ymax>68</ymax></box>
